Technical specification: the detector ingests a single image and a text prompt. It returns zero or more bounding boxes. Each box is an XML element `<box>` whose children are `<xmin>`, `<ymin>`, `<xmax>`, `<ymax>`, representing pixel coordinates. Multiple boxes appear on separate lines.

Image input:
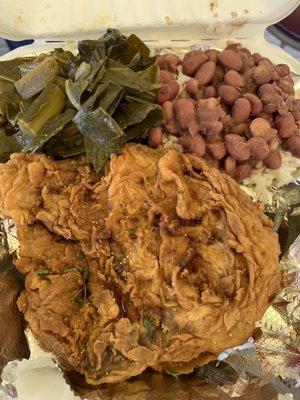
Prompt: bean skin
<box><xmin>157</xmin><ymin>81</ymin><xmax>180</xmax><ymax>104</ymax></box>
<box><xmin>148</xmin><ymin>126</ymin><xmax>163</xmax><ymax>148</ymax></box>
<box><xmin>204</xmin><ymin>85</ymin><xmax>216</xmax><ymax>98</ymax></box>
<box><xmin>218</xmin><ymin>50</ymin><xmax>242</xmax><ymax>71</ymax></box>
<box><xmin>234</xmin><ymin>164</ymin><xmax>252</xmax><ymax>181</ymax></box>
<box><xmin>182</xmin><ymin>50</ymin><xmax>208</xmax><ymax>76</ymax></box>
<box><xmin>225</xmin><ymin>134</ymin><xmax>251</xmax><ymax>161</ymax></box>
<box><xmin>275</xmin><ymin>112</ymin><xmax>296</xmax><ymax>138</ymax></box>
<box><xmin>243</xmin><ymin>93</ymin><xmax>263</xmax><ymax>116</ymax></box>
<box><xmin>286</xmin><ymin>135</ymin><xmax>300</xmax><ymax>157</ymax></box>
<box><xmin>179</xmin><ymin>133</ymin><xmax>206</xmax><ymax>157</ymax></box>
<box><xmin>218</xmin><ymin>85</ymin><xmax>242</xmax><ymax>105</ymax></box>
<box><xmin>231</xmin><ymin>98</ymin><xmax>251</xmax><ymax>123</ymax></box>
<box><xmin>195</xmin><ymin>61</ymin><xmax>216</xmax><ymax>87</ymax></box>
<box><xmin>207</xmin><ymin>141</ymin><xmax>226</xmax><ymax>159</ymax></box>
<box><xmin>247</xmin><ymin>137</ymin><xmax>270</xmax><ymax>160</ymax></box>
<box><xmin>250</xmin><ymin>118</ymin><xmax>274</xmax><ymax>141</ymax></box>
<box><xmin>159</xmin><ymin>70</ymin><xmax>175</xmax><ymax>83</ymax></box>
<box><xmin>263</xmin><ymin>150</ymin><xmax>282</xmax><ymax>169</ymax></box>
<box><xmin>186</xmin><ymin>79</ymin><xmax>199</xmax><ymax>97</ymax></box>
<box><xmin>174</xmin><ymin>99</ymin><xmax>196</xmax><ymax>131</ymax></box>
<box><xmin>224</xmin><ymin>156</ymin><xmax>236</xmax><ymax>175</ymax></box>
<box><xmin>224</xmin><ymin>70</ymin><xmax>244</xmax><ymax>87</ymax></box>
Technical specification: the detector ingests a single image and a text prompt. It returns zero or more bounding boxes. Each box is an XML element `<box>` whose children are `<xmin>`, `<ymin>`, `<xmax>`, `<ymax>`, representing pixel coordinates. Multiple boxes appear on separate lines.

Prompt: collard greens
<box><xmin>0</xmin><ymin>29</ymin><xmax>164</xmax><ymax>171</ymax></box>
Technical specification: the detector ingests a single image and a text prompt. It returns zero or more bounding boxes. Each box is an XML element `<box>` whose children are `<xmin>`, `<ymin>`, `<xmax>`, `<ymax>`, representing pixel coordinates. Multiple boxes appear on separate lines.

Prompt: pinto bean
<box><xmin>239</xmin><ymin>52</ymin><xmax>255</xmax><ymax>72</ymax></box>
<box><xmin>234</xmin><ymin>164</ymin><xmax>252</xmax><ymax>181</ymax></box>
<box><xmin>225</xmin><ymin>134</ymin><xmax>251</xmax><ymax>161</ymax></box>
<box><xmin>258</xmin><ymin>83</ymin><xmax>286</xmax><ymax>114</ymax></box>
<box><xmin>212</xmin><ymin>65</ymin><xmax>225</xmax><ymax>86</ymax></box>
<box><xmin>174</xmin><ymin>99</ymin><xmax>195</xmax><ymax>131</ymax></box>
<box><xmin>263</xmin><ymin>150</ymin><xmax>282</xmax><ymax>169</ymax></box>
<box><xmin>224</xmin><ymin>70</ymin><xmax>244</xmax><ymax>87</ymax></box>
<box><xmin>206</xmin><ymin>49</ymin><xmax>219</xmax><ymax>63</ymax></box>
<box><xmin>278</xmin><ymin>76</ymin><xmax>295</xmax><ymax>96</ymax></box>
<box><xmin>162</xmin><ymin>101</ymin><xmax>178</xmax><ymax>135</ymax></box>
<box><xmin>182</xmin><ymin>50</ymin><xmax>208</xmax><ymax>76</ymax></box>
<box><xmin>179</xmin><ymin>133</ymin><xmax>206</xmax><ymax>156</ymax></box>
<box><xmin>218</xmin><ymin>50</ymin><xmax>242</xmax><ymax>71</ymax></box>
<box><xmin>191</xmin><ymin>134</ymin><xmax>206</xmax><ymax>156</ymax></box>
<box><xmin>275</xmin><ymin>112</ymin><xmax>296</xmax><ymax>138</ymax></box>
<box><xmin>249</xmin><ymin>118</ymin><xmax>274</xmax><ymax>141</ymax></box>
<box><xmin>231</xmin><ymin>98</ymin><xmax>251</xmax><ymax>123</ymax></box>
<box><xmin>231</xmin><ymin>122</ymin><xmax>248</xmax><ymax>135</ymax></box>
<box><xmin>207</xmin><ymin>141</ymin><xmax>226</xmax><ymax>159</ymax></box>
<box><xmin>242</xmin><ymin>68</ymin><xmax>257</xmax><ymax>92</ymax></box>
<box><xmin>186</xmin><ymin>79</ymin><xmax>199</xmax><ymax>97</ymax></box>
<box><xmin>292</xmin><ymin>99</ymin><xmax>300</xmax><ymax>122</ymax></box>
<box><xmin>269</xmin><ymin>136</ymin><xmax>281</xmax><ymax>151</ymax></box>
<box><xmin>204</xmin><ymin>85</ymin><xmax>216</xmax><ymax>98</ymax></box>
<box><xmin>247</xmin><ymin>137</ymin><xmax>270</xmax><ymax>160</ymax></box>
<box><xmin>243</xmin><ymin>93</ymin><xmax>263</xmax><ymax>116</ymax></box>
<box><xmin>159</xmin><ymin>70</ymin><xmax>175</xmax><ymax>83</ymax></box>
<box><xmin>157</xmin><ymin>54</ymin><xmax>181</xmax><ymax>72</ymax></box>
<box><xmin>218</xmin><ymin>84</ymin><xmax>241</xmax><ymax>105</ymax></box>
<box><xmin>157</xmin><ymin>80</ymin><xmax>180</xmax><ymax>104</ymax></box>
<box><xmin>253</xmin><ymin>65</ymin><xmax>272</xmax><ymax>85</ymax></box>
<box><xmin>224</xmin><ymin>156</ymin><xmax>236</xmax><ymax>175</ymax></box>
<box><xmin>148</xmin><ymin>126</ymin><xmax>163</xmax><ymax>148</ymax></box>
<box><xmin>195</xmin><ymin>61</ymin><xmax>216</xmax><ymax>86</ymax></box>
<box><xmin>276</xmin><ymin>63</ymin><xmax>290</xmax><ymax>77</ymax></box>
<box><xmin>252</xmin><ymin>53</ymin><xmax>263</xmax><ymax>64</ymax></box>
<box><xmin>286</xmin><ymin>135</ymin><xmax>300</xmax><ymax>157</ymax></box>
<box><xmin>203</xmin><ymin>121</ymin><xmax>223</xmax><ymax>136</ymax></box>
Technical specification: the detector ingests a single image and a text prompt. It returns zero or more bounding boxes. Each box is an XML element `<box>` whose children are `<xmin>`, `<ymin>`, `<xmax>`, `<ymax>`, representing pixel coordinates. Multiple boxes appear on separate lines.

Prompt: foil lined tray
<box><xmin>0</xmin><ymin>179</ymin><xmax>299</xmax><ymax>399</ymax></box>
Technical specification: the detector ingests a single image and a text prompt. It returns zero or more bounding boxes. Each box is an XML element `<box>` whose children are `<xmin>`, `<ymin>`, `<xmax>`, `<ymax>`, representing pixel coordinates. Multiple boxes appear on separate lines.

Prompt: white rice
<box><xmin>162</xmin><ymin>136</ymin><xmax>300</xmax><ymax>204</ymax></box>
<box><xmin>242</xmin><ymin>149</ymin><xmax>300</xmax><ymax>203</ymax></box>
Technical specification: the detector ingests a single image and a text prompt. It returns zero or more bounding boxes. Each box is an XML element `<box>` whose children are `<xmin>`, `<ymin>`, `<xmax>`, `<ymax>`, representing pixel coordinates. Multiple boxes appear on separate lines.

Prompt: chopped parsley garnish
<box><xmin>76</xmin><ymin>249</ymin><xmax>85</xmax><ymax>260</ymax></box>
<box><xmin>143</xmin><ymin>318</ymin><xmax>155</xmax><ymax>339</ymax></box>
<box><xmin>36</xmin><ymin>268</ymin><xmax>50</xmax><ymax>278</ymax></box>
<box><xmin>165</xmin><ymin>369</ymin><xmax>179</xmax><ymax>380</ymax></box>
<box><xmin>64</xmin><ymin>264</ymin><xmax>76</xmax><ymax>272</ymax></box>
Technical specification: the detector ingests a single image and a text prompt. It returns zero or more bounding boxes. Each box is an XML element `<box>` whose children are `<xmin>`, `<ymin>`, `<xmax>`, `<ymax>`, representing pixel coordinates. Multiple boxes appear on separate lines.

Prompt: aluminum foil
<box><xmin>0</xmin><ymin>183</ymin><xmax>299</xmax><ymax>400</ymax></box>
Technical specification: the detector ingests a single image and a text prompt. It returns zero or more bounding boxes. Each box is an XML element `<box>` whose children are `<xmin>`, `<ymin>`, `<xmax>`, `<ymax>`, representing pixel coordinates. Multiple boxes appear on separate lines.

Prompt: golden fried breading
<box><xmin>0</xmin><ymin>144</ymin><xmax>281</xmax><ymax>384</ymax></box>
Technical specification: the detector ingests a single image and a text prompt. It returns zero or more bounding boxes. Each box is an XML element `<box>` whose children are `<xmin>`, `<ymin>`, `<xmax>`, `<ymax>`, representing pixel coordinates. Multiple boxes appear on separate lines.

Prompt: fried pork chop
<box><xmin>0</xmin><ymin>144</ymin><xmax>281</xmax><ymax>384</ymax></box>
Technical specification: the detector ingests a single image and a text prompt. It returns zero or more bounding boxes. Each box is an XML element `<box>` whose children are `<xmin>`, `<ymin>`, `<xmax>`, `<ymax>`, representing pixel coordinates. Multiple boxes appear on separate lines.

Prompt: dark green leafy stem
<box><xmin>0</xmin><ymin>29</ymin><xmax>164</xmax><ymax>171</ymax></box>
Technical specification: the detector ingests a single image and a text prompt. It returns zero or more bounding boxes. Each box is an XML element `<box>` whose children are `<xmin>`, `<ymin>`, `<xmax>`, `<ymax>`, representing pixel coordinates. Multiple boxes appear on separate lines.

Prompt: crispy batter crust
<box><xmin>0</xmin><ymin>144</ymin><xmax>281</xmax><ymax>384</ymax></box>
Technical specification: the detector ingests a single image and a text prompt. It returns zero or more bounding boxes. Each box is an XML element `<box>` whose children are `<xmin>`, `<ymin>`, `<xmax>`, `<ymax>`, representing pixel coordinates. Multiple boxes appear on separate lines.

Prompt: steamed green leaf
<box><xmin>18</xmin><ymin>83</ymin><xmax>66</xmax><ymax>136</ymax></box>
<box><xmin>0</xmin><ymin>29</ymin><xmax>163</xmax><ymax>169</ymax></box>
<box><xmin>0</xmin><ymin>128</ymin><xmax>22</xmax><ymax>162</ymax></box>
<box><xmin>15</xmin><ymin>56</ymin><xmax>58</xmax><ymax>100</ymax></box>
<box><xmin>21</xmin><ymin>109</ymin><xmax>76</xmax><ymax>152</ymax></box>
<box><xmin>74</xmin><ymin>106</ymin><xmax>124</xmax><ymax>171</ymax></box>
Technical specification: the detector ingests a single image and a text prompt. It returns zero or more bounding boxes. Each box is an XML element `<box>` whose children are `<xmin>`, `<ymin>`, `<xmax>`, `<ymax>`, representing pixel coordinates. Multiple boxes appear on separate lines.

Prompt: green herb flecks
<box><xmin>74</xmin><ymin>296</ymin><xmax>84</xmax><ymax>306</ymax></box>
<box><xmin>129</xmin><ymin>228</ymin><xmax>137</xmax><ymax>239</ymax></box>
<box><xmin>74</xmin><ymin>266</ymin><xmax>89</xmax><ymax>307</ymax></box>
<box><xmin>76</xmin><ymin>249</ymin><xmax>85</xmax><ymax>260</ymax></box>
<box><xmin>36</xmin><ymin>268</ymin><xmax>50</xmax><ymax>278</ymax></box>
<box><xmin>165</xmin><ymin>369</ymin><xmax>180</xmax><ymax>381</ymax></box>
<box><xmin>143</xmin><ymin>318</ymin><xmax>155</xmax><ymax>339</ymax></box>
<box><xmin>64</xmin><ymin>264</ymin><xmax>76</xmax><ymax>272</ymax></box>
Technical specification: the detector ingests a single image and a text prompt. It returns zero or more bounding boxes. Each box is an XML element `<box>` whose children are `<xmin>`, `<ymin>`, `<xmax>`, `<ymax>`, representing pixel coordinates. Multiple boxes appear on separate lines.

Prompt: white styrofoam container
<box><xmin>0</xmin><ymin>0</ymin><xmax>299</xmax><ymax>76</ymax></box>
<box><xmin>0</xmin><ymin>2</ymin><xmax>299</xmax><ymax>400</ymax></box>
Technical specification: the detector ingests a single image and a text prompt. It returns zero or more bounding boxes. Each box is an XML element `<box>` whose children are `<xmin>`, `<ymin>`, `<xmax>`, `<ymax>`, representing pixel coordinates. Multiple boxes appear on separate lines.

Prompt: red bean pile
<box><xmin>148</xmin><ymin>43</ymin><xmax>300</xmax><ymax>181</ymax></box>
